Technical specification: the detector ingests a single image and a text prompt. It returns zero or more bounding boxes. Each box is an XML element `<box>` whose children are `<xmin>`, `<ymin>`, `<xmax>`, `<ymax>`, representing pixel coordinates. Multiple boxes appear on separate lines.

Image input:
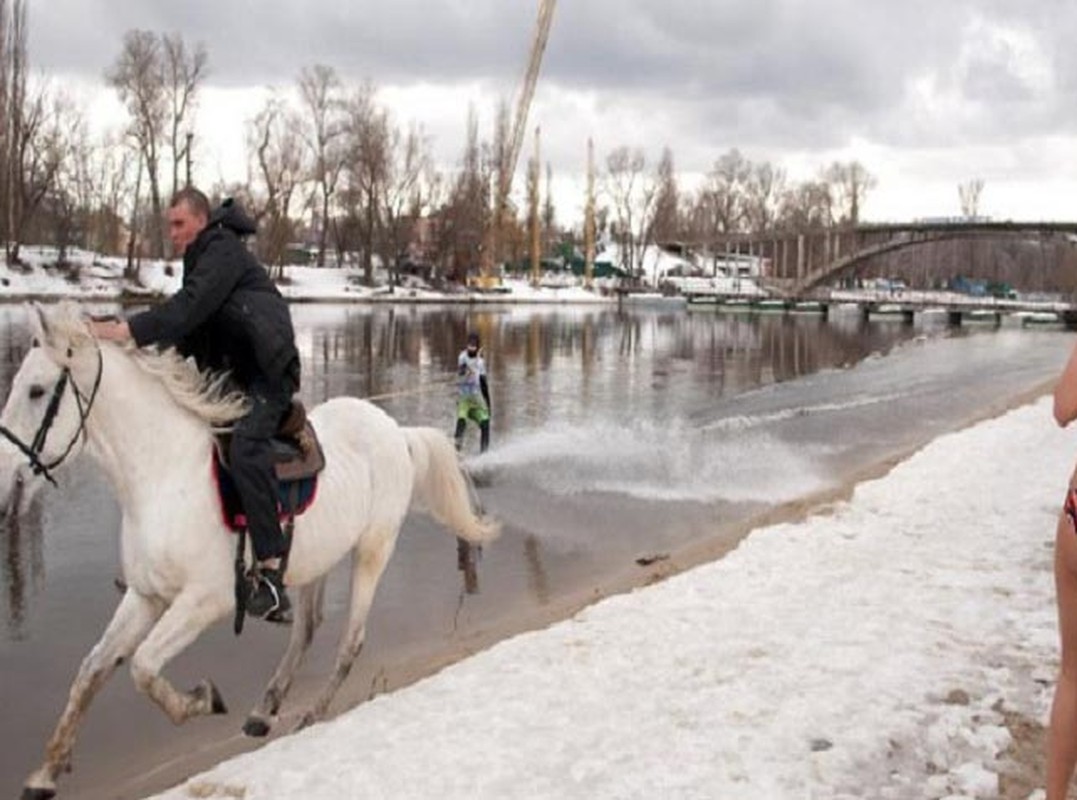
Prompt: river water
<box><xmin>0</xmin><ymin>302</ymin><xmax>1071</xmax><ymax>798</ymax></box>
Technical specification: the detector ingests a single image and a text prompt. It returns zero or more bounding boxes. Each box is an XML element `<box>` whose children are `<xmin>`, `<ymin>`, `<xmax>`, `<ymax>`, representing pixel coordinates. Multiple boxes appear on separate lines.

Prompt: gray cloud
<box><xmin>27</xmin><ymin>0</ymin><xmax>1077</xmax><ymax>208</ymax></box>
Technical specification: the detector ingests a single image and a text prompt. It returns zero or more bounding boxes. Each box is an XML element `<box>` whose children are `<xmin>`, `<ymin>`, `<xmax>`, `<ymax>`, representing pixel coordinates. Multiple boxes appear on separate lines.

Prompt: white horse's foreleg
<box><xmin>22</xmin><ymin>591</ymin><xmax>162</xmax><ymax>800</ymax></box>
<box><xmin>295</xmin><ymin>532</ymin><xmax>396</xmax><ymax>730</ymax></box>
<box><xmin>129</xmin><ymin>590</ymin><xmax>231</xmax><ymax>726</ymax></box>
<box><xmin>243</xmin><ymin>578</ymin><xmax>327</xmax><ymax>737</ymax></box>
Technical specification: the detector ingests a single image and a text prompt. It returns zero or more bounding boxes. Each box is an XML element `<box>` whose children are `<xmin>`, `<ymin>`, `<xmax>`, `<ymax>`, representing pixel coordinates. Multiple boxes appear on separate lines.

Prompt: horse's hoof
<box><xmin>208</xmin><ymin>682</ymin><xmax>227</xmax><ymax>715</ymax></box>
<box><xmin>243</xmin><ymin>716</ymin><xmax>271</xmax><ymax>737</ymax></box>
<box><xmin>191</xmin><ymin>680</ymin><xmax>227</xmax><ymax>715</ymax></box>
<box><xmin>22</xmin><ymin>786</ymin><xmax>56</xmax><ymax>800</ymax></box>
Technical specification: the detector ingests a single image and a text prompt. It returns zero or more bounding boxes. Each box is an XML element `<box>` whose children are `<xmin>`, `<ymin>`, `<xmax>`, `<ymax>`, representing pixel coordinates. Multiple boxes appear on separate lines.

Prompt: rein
<box><xmin>0</xmin><ymin>344</ymin><xmax>104</xmax><ymax>487</ymax></box>
<box><xmin>362</xmin><ymin>375</ymin><xmax>457</xmax><ymax>402</ymax></box>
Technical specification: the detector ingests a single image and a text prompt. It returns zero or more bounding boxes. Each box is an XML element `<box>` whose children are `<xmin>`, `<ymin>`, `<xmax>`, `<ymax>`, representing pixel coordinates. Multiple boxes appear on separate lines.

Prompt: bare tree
<box><xmin>125</xmin><ymin>149</ymin><xmax>144</xmax><ymax>277</ymax></box>
<box><xmin>603</xmin><ymin>145</ymin><xmax>658</xmax><ymax>281</ymax></box>
<box><xmin>650</xmin><ymin>147</ymin><xmax>679</xmax><ymax>245</ymax></box>
<box><xmin>107</xmin><ymin>30</ymin><xmax>167</xmax><ymax>257</ymax></box>
<box><xmin>958</xmin><ymin>178</ymin><xmax>984</xmax><ymax>218</ymax></box>
<box><xmin>340</xmin><ymin>82</ymin><xmax>388</xmax><ymax>282</ymax></box>
<box><xmin>744</xmin><ymin>161</ymin><xmax>786</xmax><ymax>232</ymax></box>
<box><xmin>2</xmin><ymin>0</ymin><xmax>27</xmax><ymax>261</ymax></box>
<box><xmin>297</xmin><ymin>64</ymin><xmax>345</xmax><ymax>266</ymax></box>
<box><xmin>9</xmin><ymin>85</ymin><xmax>70</xmax><ymax>262</ymax></box>
<box><xmin>247</xmin><ymin>92</ymin><xmax>306</xmax><ymax>271</ymax></box>
<box><xmin>703</xmin><ymin>149</ymin><xmax>752</xmax><ymax>236</ymax></box>
<box><xmin>0</xmin><ymin>0</ymin><xmax>9</xmax><ymax>250</ymax></box>
<box><xmin>823</xmin><ymin>160</ymin><xmax>876</xmax><ymax>225</ymax></box>
<box><xmin>438</xmin><ymin>104</ymin><xmax>489</xmax><ymax>283</ymax></box>
<box><xmin>161</xmin><ymin>33</ymin><xmax>208</xmax><ymax>197</ymax></box>
<box><xmin>49</xmin><ymin>108</ymin><xmax>96</xmax><ymax>263</ymax></box>
<box><xmin>776</xmin><ymin>180</ymin><xmax>833</xmax><ymax>231</ymax></box>
<box><xmin>91</xmin><ymin>131</ymin><xmax>133</xmax><ymax>256</ymax></box>
<box><xmin>542</xmin><ymin>161</ymin><xmax>555</xmax><ymax>259</ymax></box>
<box><xmin>379</xmin><ymin>122</ymin><xmax>433</xmax><ymax>287</ymax></box>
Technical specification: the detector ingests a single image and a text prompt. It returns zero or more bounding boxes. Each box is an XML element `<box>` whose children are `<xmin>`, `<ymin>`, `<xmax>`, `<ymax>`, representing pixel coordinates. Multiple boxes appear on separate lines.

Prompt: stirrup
<box><xmin>246</xmin><ymin>567</ymin><xmax>291</xmax><ymax>621</ymax></box>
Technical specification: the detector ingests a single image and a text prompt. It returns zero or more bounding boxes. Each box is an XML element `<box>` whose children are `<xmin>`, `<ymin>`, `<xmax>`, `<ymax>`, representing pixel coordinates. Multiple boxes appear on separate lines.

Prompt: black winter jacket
<box><xmin>128</xmin><ymin>200</ymin><xmax>300</xmax><ymax>389</ymax></box>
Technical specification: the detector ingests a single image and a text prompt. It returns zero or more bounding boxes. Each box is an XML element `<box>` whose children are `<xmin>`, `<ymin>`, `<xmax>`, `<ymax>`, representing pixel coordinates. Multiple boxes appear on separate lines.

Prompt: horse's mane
<box><xmin>47</xmin><ymin>303</ymin><xmax>250</xmax><ymax>428</ymax></box>
<box><xmin>128</xmin><ymin>348</ymin><xmax>251</xmax><ymax>428</ymax></box>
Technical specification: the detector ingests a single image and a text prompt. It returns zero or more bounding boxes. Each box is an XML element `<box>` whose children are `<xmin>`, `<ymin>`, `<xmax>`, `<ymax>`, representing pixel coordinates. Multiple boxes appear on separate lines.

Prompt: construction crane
<box><xmin>478</xmin><ymin>0</ymin><xmax>557</xmax><ymax>288</ymax></box>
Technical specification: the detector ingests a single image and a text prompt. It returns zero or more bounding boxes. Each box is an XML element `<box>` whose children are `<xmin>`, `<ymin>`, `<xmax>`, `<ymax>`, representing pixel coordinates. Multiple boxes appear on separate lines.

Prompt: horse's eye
<box><xmin>30</xmin><ymin>338</ymin><xmax>39</xmax><ymax>349</ymax></box>
<box><xmin>29</xmin><ymin>384</ymin><xmax>45</xmax><ymax>400</ymax></box>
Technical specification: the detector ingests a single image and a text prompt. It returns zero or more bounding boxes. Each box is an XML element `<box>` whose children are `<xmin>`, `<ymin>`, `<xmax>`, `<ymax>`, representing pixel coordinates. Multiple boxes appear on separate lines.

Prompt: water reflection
<box><xmin>456</xmin><ymin>538</ymin><xmax>480</xmax><ymax>596</ymax></box>
<box><xmin>297</xmin><ymin>306</ymin><xmax>919</xmax><ymax>438</ymax></box>
<box><xmin>2</xmin><ymin>493</ymin><xmax>44</xmax><ymax>639</ymax></box>
<box><xmin>0</xmin><ymin>303</ymin><xmax>922</xmax><ymax>636</ymax></box>
<box><xmin>0</xmin><ymin>311</ymin><xmax>35</xmax><ymax>638</ymax></box>
<box><xmin>523</xmin><ymin>535</ymin><xmax>550</xmax><ymax>606</ymax></box>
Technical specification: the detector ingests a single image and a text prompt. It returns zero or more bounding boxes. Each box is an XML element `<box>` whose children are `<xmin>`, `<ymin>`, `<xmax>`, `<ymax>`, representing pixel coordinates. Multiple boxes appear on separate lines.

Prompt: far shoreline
<box><xmin>0</xmin><ymin>291</ymin><xmax>619</xmax><ymax>307</ymax></box>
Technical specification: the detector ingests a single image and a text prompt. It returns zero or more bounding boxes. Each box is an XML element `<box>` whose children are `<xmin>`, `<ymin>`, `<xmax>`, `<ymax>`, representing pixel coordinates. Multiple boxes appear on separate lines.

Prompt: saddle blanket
<box><xmin>211</xmin><ymin>455</ymin><xmax>318</xmax><ymax>533</ymax></box>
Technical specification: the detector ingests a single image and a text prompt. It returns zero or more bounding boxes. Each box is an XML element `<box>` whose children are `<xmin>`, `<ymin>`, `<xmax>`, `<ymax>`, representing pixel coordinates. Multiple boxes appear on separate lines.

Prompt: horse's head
<box><xmin>0</xmin><ymin>302</ymin><xmax>101</xmax><ymax>518</ymax></box>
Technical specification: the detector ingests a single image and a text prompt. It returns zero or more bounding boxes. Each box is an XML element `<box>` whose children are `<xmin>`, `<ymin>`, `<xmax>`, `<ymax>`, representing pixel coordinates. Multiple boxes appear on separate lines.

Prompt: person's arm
<box><xmin>479</xmin><ymin>375</ymin><xmax>491</xmax><ymax>412</ymax></box>
<box><xmin>479</xmin><ymin>356</ymin><xmax>491</xmax><ymax>412</ymax></box>
<box><xmin>128</xmin><ymin>236</ymin><xmax>245</xmax><ymax>347</ymax></box>
<box><xmin>1055</xmin><ymin>339</ymin><xmax>1077</xmax><ymax>426</ymax></box>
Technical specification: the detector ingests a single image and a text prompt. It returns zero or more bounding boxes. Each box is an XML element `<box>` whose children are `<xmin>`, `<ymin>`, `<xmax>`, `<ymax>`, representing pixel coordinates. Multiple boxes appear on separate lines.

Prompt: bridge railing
<box><xmin>824</xmin><ymin>287</ymin><xmax>1070</xmax><ymax>312</ymax></box>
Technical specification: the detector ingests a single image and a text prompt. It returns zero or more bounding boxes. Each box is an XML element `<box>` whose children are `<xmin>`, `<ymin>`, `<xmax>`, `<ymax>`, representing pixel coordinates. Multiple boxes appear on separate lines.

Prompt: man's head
<box><xmin>167</xmin><ymin>187</ymin><xmax>211</xmax><ymax>256</ymax></box>
<box><xmin>466</xmin><ymin>332</ymin><xmax>480</xmax><ymax>355</ymax></box>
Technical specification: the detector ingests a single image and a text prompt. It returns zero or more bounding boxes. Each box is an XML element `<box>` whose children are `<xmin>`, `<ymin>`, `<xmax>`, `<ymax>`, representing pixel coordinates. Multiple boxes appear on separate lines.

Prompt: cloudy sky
<box><xmin>27</xmin><ymin>0</ymin><xmax>1077</xmax><ymax>225</ymax></box>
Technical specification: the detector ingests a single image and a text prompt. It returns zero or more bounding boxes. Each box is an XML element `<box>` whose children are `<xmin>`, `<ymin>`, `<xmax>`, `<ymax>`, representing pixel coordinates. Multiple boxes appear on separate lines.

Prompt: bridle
<box><xmin>0</xmin><ymin>343</ymin><xmax>104</xmax><ymax>487</ymax></box>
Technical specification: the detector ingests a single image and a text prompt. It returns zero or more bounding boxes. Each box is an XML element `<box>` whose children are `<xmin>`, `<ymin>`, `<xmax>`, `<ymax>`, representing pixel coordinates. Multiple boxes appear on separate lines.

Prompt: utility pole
<box><xmin>184</xmin><ymin>132</ymin><xmax>193</xmax><ymax>187</ymax></box>
<box><xmin>585</xmin><ymin>137</ymin><xmax>595</xmax><ymax>290</ymax></box>
<box><xmin>529</xmin><ymin>127</ymin><xmax>541</xmax><ymax>287</ymax></box>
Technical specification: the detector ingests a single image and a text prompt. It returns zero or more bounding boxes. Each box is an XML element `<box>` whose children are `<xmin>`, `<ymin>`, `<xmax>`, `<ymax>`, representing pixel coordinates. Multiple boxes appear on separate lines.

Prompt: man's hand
<box><xmin>89</xmin><ymin>319</ymin><xmax>131</xmax><ymax>343</ymax></box>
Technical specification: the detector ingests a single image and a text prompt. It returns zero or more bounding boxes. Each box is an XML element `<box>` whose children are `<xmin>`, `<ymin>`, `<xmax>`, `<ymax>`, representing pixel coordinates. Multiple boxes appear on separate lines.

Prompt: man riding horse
<box><xmin>91</xmin><ymin>186</ymin><xmax>298</xmax><ymax>620</ymax></box>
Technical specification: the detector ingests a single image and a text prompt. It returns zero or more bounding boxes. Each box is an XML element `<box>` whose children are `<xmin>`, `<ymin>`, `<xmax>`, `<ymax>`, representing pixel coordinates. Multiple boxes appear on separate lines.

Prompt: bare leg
<box><xmin>244</xmin><ymin>578</ymin><xmax>327</xmax><ymax>737</ymax></box>
<box><xmin>129</xmin><ymin>590</ymin><xmax>231</xmax><ymax>726</ymax></box>
<box><xmin>1048</xmin><ymin>512</ymin><xmax>1077</xmax><ymax>799</ymax></box>
<box><xmin>295</xmin><ymin>532</ymin><xmax>396</xmax><ymax>730</ymax></box>
<box><xmin>22</xmin><ymin>591</ymin><xmax>162</xmax><ymax>799</ymax></box>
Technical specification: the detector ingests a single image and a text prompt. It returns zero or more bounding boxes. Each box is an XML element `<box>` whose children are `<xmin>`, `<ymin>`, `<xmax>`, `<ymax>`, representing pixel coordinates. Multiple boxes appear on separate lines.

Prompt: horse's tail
<box><xmin>403</xmin><ymin>427</ymin><xmax>500</xmax><ymax>545</ymax></box>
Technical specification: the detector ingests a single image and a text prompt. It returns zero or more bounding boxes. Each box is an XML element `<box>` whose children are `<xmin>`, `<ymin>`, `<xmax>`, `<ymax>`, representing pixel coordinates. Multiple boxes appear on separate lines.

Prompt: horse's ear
<box><xmin>27</xmin><ymin>302</ymin><xmax>49</xmax><ymax>347</ymax></box>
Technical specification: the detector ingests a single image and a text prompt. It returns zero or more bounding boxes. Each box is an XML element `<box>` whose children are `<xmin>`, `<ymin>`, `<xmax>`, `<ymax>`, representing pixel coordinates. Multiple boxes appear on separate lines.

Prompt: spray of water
<box><xmin>470</xmin><ymin>417</ymin><xmax>832</xmax><ymax>504</ymax></box>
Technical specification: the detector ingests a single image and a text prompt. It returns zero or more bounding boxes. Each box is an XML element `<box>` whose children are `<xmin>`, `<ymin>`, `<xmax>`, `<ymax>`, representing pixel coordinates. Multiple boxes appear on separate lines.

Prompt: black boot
<box><xmin>247</xmin><ymin>566</ymin><xmax>291</xmax><ymax>620</ymax></box>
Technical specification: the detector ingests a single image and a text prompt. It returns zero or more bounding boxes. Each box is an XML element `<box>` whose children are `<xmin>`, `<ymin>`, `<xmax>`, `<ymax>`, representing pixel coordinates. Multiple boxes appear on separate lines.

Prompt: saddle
<box><xmin>215</xmin><ymin>400</ymin><xmax>325</xmax><ymax>481</ymax></box>
<box><xmin>213</xmin><ymin>401</ymin><xmax>326</xmax><ymax>533</ymax></box>
<box><xmin>269</xmin><ymin>401</ymin><xmax>325</xmax><ymax>481</ymax></box>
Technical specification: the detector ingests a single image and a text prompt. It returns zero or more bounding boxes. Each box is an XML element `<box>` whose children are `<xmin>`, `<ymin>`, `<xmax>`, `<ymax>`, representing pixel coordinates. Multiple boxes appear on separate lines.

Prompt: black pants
<box><xmin>454</xmin><ymin>417</ymin><xmax>489</xmax><ymax>453</ymax></box>
<box><xmin>230</xmin><ymin>375</ymin><xmax>295</xmax><ymax>562</ymax></box>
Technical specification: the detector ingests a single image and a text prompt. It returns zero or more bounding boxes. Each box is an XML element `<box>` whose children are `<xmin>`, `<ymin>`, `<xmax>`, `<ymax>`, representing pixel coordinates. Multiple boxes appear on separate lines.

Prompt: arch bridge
<box><xmin>701</xmin><ymin>221</ymin><xmax>1077</xmax><ymax>298</ymax></box>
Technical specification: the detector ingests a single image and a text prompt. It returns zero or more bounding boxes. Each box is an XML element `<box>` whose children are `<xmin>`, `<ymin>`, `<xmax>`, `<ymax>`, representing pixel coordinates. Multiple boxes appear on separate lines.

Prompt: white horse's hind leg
<box><xmin>295</xmin><ymin>528</ymin><xmax>398</xmax><ymax>730</ymax></box>
<box><xmin>243</xmin><ymin>577</ymin><xmax>327</xmax><ymax>737</ymax></box>
<box><xmin>129</xmin><ymin>589</ymin><xmax>231</xmax><ymax>725</ymax></box>
<box><xmin>22</xmin><ymin>591</ymin><xmax>162</xmax><ymax>800</ymax></box>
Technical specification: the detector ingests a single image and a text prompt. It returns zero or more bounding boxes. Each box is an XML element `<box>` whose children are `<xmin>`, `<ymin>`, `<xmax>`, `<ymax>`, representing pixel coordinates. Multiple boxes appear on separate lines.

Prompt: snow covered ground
<box><xmin>148</xmin><ymin>396</ymin><xmax>1071</xmax><ymax>800</ymax></box>
<box><xmin>0</xmin><ymin>248</ymin><xmax>617</xmax><ymax>305</ymax></box>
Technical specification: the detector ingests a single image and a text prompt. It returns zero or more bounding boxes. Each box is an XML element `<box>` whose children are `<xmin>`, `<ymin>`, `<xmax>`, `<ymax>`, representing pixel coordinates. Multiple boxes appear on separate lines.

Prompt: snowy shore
<box><xmin>146</xmin><ymin>396</ymin><xmax>1071</xmax><ymax>800</ymax></box>
<box><xmin>0</xmin><ymin>250</ymin><xmax>617</xmax><ymax>305</ymax></box>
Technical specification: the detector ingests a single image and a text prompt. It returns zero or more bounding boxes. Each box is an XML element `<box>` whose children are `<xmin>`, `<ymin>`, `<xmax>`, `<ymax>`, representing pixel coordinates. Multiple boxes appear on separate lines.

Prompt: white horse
<box><xmin>0</xmin><ymin>302</ymin><xmax>499</xmax><ymax>800</ymax></box>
